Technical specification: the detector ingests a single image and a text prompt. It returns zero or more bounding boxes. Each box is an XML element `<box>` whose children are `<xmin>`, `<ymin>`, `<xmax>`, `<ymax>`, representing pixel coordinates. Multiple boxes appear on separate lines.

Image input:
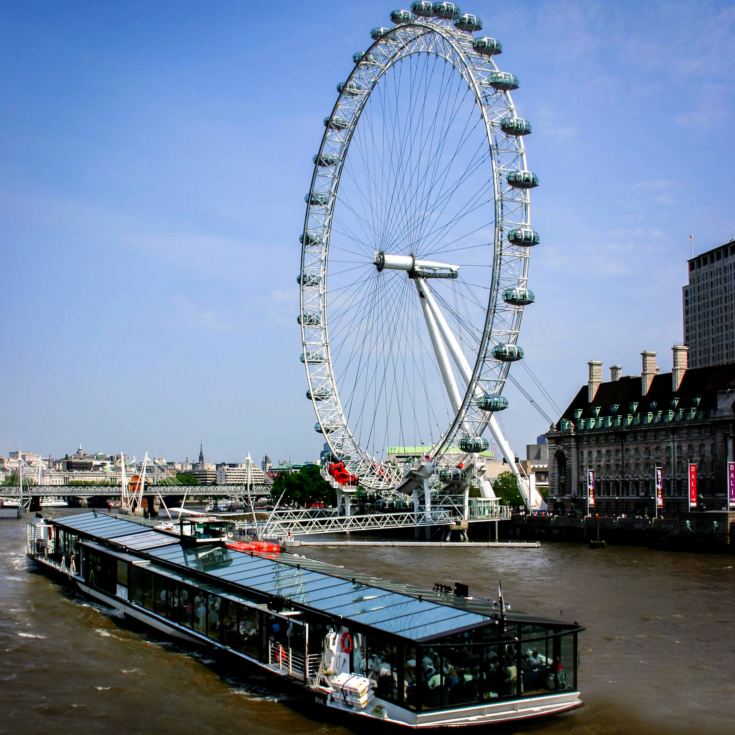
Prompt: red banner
<box><xmin>688</xmin><ymin>464</ymin><xmax>697</xmax><ymax>509</ymax></box>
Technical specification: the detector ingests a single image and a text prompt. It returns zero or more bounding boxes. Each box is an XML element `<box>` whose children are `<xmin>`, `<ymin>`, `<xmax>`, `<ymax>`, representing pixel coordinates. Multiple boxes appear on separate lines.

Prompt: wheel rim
<box><xmin>300</xmin><ymin>14</ymin><xmax>534</xmax><ymax>490</ymax></box>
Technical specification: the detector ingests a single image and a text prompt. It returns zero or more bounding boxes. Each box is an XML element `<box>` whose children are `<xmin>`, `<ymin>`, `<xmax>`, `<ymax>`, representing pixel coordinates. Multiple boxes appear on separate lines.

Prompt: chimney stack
<box><xmin>641</xmin><ymin>350</ymin><xmax>657</xmax><ymax>395</ymax></box>
<box><xmin>672</xmin><ymin>344</ymin><xmax>688</xmax><ymax>392</ymax></box>
<box><xmin>610</xmin><ymin>365</ymin><xmax>622</xmax><ymax>382</ymax></box>
<box><xmin>588</xmin><ymin>360</ymin><xmax>602</xmax><ymax>402</ymax></box>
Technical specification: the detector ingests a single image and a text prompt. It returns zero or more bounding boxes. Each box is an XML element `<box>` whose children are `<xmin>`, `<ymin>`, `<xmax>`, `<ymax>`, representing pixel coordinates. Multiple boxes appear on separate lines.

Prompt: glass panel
<box><xmin>501</xmin><ymin>642</ymin><xmax>521</xmax><ymax>697</ymax></box>
<box><xmin>557</xmin><ymin>632</ymin><xmax>575</xmax><ymax>691</ymax></box>
<box><xmin>350</xmin><ymin>598</ymin><xmax>433</xmax><ymax>625</ymax></box>
<box><xmin>192</xmin><ymin>591</ymin><xmax>208</xmax><ymax>633</ymax></box>
<box><xmin>116</xmin><ymin>560</ymin><xmax>128</xmax><ymax>586</ymax></box>
<box><xmin>210</xmin><ymin>557</ymin><xmax>271</xmax><ymax>578</ymax></box>
<box><xmin>175</xmin><ymin>584</ymin><xmax>196</xmax><ymax>627</ymax></box>
<box><xmin>291</xmin><ymin>582</ymin><xmax>359</xmax><ymax>607</ymax></box>
<box><xmin>207</xmin><ymin>594</ymin><xmax>223</xmax><ymax>641</ymax></box>
<box><xmin>235</xmin><ymin>605</ymin><xmax>261</xmax><ymax>659</ymax></box>
<box><xmin>153</xmin><ymin>574</ymin><xmax>174</xmax><ymax>616</ymax></box>
<box><xmin>520</xmin><ymin>628</ymin><xmax>553</xmax><ymax>695</ymax></box>
<box><xmin>287</xmin><ymin>578</ymin><xmax>353</xmax><ymax>603</ymax></box>
<box><xmin>129</xmin><ymin>565</ymin><xmax>144</xmax><ymax>605</ymax></box>
<box><xmin>86</xmin><ymin>549</ymin><xmax>115</xmax><ymax>593</ymax></box>
<box><xmin>381</xmin><ymin>610</ymin><xmax>481</xmax><ymax>639</ymax></box>
<box><xmin>481</xmin><ymin>645</ymin><xmax>505</xmax><ymax>700</ymax></box>
<box><xmin>329</xmin><ymin>592</ymin><xmax>405</xmax><ymax>617</ymax></box>
<box><xmin>404</xmin><ymin>646</ymin><xmax>418</xmax><ymax>710</ymax></box>
<box><xmin>366</xmin><ymin>637</ymin><xmax>399</xmax><ymax>704</ymax></box>
<box><xmin>442</xmin><ymin>645</ymin><xmax>480</xmax><ymax>707</ymax></box>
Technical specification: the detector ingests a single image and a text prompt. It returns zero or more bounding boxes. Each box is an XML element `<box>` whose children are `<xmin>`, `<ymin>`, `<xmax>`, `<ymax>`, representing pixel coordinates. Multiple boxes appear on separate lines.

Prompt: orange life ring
<box><xmin>340</xmin><ymin>632</ymin><xmax>353</xmax><ymax>654</ymax></box>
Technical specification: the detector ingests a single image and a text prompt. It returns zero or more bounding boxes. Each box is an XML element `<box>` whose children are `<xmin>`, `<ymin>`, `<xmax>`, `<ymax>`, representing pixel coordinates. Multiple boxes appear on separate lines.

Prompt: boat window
<box><xmin>442</xmin><ymin>645</ymin><xmax>481</xmax><ymax>707</ymax></box>
<box><xmin>175</xmin><ymin>583</ymin><xmax>197</xmax><ymax>628</ymax></box>
<box><xmin>404</xmin><ymin>646</ymin><xmax>418</xmax><ymax>711</ymax></box>
<box><xmin>192</xmin><ymin>591</ymin><xmax>208</xmax><ymax>634</ymax></box>
<box><xmin>366</xmin><ymin>638</ymin><xmax>400</xmax><ymax>704</ymax></box>
<box><xmin>154</xmin><ymin>575</ymin><xmax>175</xmax><ymax>617</ymax></box>
<box><xmin>129</xmin><ymin>566</ymin><xmax>154</xmax><ymax>609</ymax></box>
<box><xmin>85</xmin><ymin>548</ymin><xmax>116</xmax><ymax>594</ymax></box>
<box><xmin>233</xmin><ymin>604</ymin><xmax>261</xmax><ymax>659</ymax></box>
<box><xmin>116</xmin><ymin>560</ymin><xmax>128</xmax><ymax>587</ymax></box>
<box><xmin>207</xmin><ymin>595</ymin><xmax>223</xmax><ymax>641</ymax></box>
<box><xmin>558</xmin><ymin>631</ymin><xmax>575</xmax><ymax>690</ymax></box>
<box><xmin>221</xmin><ymin>598</ymin><xmax>238</xmax><ymax>646</ymax></box>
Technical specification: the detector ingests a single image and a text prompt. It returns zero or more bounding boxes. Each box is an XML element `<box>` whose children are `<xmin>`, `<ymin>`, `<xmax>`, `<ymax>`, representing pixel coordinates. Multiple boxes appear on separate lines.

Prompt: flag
<box><xmin>688</xmin><ymin>464</ymin><xmax>697</xmax><ymax>509</ymax></box>
<box><xmin>655</xmin><ymin>467</ymin><xmax>663</xmax><ymax>508</ymax></box>
<box><xmin>587</xmin><ymin>469</ymin><xmax>596</xmax><ymax>507</ymax></box>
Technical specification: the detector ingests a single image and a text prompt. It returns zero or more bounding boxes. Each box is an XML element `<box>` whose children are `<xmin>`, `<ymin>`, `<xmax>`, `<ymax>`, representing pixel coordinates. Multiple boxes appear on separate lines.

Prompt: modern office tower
<box><xmin>683</xmin><ymin>240</ymin><xmax>735</xmax><ymax>368</ymax></box>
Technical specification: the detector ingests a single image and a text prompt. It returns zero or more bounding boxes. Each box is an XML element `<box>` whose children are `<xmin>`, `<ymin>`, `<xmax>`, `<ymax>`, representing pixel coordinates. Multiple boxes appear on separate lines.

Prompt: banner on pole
<box><xmin>688</xmin><ymin>464</ymin><xmax>697</xmax><ymax>510</ymax></box>
<box><xmin>728</xmin><ymin>461</ymin><xmax>735</xmax><ymax>510</ymax></box>
<box><xmin>655</xmin><ymin>466</ymin><xmax>663</xmax><ymax>508</ymax></box>
<box><xmin>587</xmin><ymin>469</ymin><xmax>596</xmax><ymax>507</ymax></box>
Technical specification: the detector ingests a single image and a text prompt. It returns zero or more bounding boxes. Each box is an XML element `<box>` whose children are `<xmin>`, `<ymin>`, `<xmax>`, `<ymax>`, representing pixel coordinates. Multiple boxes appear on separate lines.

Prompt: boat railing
<box><xmin>305</xmin><ymin>653</ymin><xmax>324</xmax><ymax>686</ymax></box>
<box><xmin>268</xmin><ymin>641</ymin><xmax>306</xmax><ymax>681</ymax></box>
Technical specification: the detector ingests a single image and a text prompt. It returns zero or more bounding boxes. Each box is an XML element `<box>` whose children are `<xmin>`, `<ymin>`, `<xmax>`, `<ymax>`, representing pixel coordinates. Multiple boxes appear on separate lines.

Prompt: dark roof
<box><xmin>560</xmin><ymin>363</ymin><xmax>735</xmax><ymax>420</ymax></box>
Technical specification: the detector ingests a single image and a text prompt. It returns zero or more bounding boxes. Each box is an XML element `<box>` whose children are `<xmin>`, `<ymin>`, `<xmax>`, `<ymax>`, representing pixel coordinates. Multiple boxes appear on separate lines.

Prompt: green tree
<box><xmin>492</xmin><ymin>471</ymin><xmax>524</xmax><ymax>507</ymax></box>
<box><xmin>3</xmin><ymin>472</ymin><xmax>36</xmax><ymax>487</ymax></box>
<box><xmin>175</xmin><ymin>472</ymin><xmax>199</xmax><ymax>485</ymax></box>
<box><xmin>270</xmin><ymin>465</ymin><xmax>336</xmax><ymax>507</ymax></box>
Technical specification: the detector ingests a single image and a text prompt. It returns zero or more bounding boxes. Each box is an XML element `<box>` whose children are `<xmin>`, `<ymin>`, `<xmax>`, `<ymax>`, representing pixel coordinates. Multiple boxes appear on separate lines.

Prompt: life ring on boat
<box><xmin>277</xmin><ymin>643</ymin><xmax>287</xmax><ymax>663</ymax></box>
<box><xmin>340</xmin><ymin>632</ymin><xmax>353</xmax><ymax>654</ymax></box>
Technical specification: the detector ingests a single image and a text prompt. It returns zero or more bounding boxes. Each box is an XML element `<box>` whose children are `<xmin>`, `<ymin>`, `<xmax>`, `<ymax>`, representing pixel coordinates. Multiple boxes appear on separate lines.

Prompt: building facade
<box><xmin>546</xmin><ymin>348</ymin><xmax>735</xmax><ymax>516</ymax></box>
<box><xmin>683</xmin><ymin>239</ymin><xmax>735</xmax><ymax>369</ymax></box>
<box><xmin>216</xmin><ymin>458</ymin><xmax>266</xmax><ymax>485</ymax></box>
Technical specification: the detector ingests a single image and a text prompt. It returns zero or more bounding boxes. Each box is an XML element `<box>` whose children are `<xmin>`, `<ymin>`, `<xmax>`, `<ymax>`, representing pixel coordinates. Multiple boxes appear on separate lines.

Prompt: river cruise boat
<box><xmin>27</xmin><ymin>511</ymin><xmax>583</xmax><ymax>728</ymax></box>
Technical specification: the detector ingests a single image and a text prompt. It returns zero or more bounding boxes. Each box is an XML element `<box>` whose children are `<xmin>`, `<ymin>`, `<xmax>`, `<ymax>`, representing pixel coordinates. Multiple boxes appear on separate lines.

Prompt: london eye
<box><xmin>299</xmin><ymin>3</ymin><xmax>539</xmax><ymax>499</ymax></box>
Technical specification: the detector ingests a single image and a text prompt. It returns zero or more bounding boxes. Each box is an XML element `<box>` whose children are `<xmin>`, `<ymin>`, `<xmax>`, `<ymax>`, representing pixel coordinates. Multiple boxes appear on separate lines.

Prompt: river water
<box><xmin>1</xmin><ymin>514</ymin><xmax>733</xmax><ymax>735</ymax></box>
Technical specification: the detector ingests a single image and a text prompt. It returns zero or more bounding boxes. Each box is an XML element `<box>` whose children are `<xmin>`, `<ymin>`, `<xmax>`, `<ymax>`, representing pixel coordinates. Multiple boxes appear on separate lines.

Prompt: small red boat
<box><xmin>226</xmin><ymin>540</ymin><xmax>280</xmax><ymax>554</ymax></box>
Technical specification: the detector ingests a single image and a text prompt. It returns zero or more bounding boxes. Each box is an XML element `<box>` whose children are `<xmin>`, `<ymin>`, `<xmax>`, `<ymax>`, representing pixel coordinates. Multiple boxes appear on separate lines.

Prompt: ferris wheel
<box><xmin>299</xmin><ymin>3</ymin><xmax>538</xmax><ymax>492</ymax></box>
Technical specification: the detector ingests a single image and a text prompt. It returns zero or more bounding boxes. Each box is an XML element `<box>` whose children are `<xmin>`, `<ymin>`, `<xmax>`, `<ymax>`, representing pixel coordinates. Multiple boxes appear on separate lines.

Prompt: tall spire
<box><xmin>198</xmin><ymin>441</ymin><xmax>204</xmax><ymax>466</ymax></box>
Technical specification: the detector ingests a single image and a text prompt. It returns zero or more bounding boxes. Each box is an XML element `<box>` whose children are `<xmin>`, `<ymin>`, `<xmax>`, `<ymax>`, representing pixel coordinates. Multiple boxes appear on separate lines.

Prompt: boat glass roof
<box><xmin>145</xmin><ymin>541</ymin><xmax>490</xmax><ymax>641</ymax></box>
<box><xmin>54</xmin><ymin>512</ymin><xmax>154</xmax><ymax>539</ymax></box>
<box><xmin>51</xmin><ymin>513</ymin><xmax>519</xmax><ymax>641</ymax></box>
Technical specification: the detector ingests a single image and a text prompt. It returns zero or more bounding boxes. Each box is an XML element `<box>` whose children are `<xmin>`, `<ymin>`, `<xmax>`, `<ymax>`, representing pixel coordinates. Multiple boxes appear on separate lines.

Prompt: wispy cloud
<box><xmin>674</xmin><ymin>83</ymin><xmax>729</xmax><ymax>130</ymax></box>
<box><xmin>165</xmin><ymin>296</ymin><xmax>235</xmax><ymax>333</ymax></box>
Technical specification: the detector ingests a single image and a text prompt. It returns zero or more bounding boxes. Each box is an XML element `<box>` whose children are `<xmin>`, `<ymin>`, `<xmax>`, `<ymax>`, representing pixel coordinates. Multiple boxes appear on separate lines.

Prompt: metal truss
<box><xmin>242</xmin><ymin>503</ymin><xmax>510</xmax><ymax>539</ymax></box>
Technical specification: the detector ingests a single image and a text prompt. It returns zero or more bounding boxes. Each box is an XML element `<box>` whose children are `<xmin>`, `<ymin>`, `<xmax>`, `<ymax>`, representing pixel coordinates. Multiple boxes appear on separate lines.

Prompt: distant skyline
<box><xmin>1</xmin><ymin>1</ymin><xmax>734</xmax><ymax>463</ymax></box>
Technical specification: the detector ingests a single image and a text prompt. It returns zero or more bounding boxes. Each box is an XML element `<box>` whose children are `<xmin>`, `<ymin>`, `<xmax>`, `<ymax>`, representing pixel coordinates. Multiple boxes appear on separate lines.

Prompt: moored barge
<box><xmin>27</xmin><ymin>511</ymin><xmax>583</xmax><ymax>728</ymax></box>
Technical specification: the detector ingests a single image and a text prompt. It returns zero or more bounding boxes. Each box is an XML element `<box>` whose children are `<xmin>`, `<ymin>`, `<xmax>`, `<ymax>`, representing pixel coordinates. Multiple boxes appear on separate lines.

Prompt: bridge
<box><xmin>3</xmin><ymin>485</ymin><xmax>512</xmax><ymax>540</ymax></box>
<box><xmin>0</xmin><ymin>484</ymin><xmax>270</xmax><ymax>499</ymax></box>
<box><xmin>237</xmin><ymin>501</ymin><xmax>511</xmax><ymax>541</ymax></box>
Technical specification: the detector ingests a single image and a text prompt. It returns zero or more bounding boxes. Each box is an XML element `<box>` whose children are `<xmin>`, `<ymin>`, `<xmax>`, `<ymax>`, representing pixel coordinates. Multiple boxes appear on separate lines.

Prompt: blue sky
<box><xmin>1</xmin><ymin>1</ymin><xmax>734</xmax><ymax>464</ymax></box>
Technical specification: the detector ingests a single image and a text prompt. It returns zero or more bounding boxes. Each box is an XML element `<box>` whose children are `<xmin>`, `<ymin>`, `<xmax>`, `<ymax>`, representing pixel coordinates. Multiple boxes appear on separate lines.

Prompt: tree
<box><xmin>175</xmin><ymin>472</ymin><xmax>199</xmax><ymax>485</ymax></box>
<box><xmin>492</xmin><ymin>471</ymin><xmax>524</xmax><ymax>507</ymax></box>
<box><xmin>3</xmin><ymin>472</ymin><xmax>36</xmax><ymax>487</ymax></box>
<box><xmin>270</xmin><ymin>465</ymin><xmax>336</xmax><ymax>507</ymax></box>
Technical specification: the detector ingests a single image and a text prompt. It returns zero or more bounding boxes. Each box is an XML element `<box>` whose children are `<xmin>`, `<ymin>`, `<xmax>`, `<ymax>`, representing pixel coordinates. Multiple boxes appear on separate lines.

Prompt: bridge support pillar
<box><xmin>29</xmin><ymin>497</ymin><xmax>41</xmax><ymax>512</ymax></box>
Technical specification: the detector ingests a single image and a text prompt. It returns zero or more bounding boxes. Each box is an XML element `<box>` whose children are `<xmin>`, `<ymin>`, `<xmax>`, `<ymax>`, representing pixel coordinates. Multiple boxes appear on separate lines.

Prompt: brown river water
<box><xmin>1</xmin><ymin>514</ymin><xmax>734</xmax><ymax>735</ymax></box>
